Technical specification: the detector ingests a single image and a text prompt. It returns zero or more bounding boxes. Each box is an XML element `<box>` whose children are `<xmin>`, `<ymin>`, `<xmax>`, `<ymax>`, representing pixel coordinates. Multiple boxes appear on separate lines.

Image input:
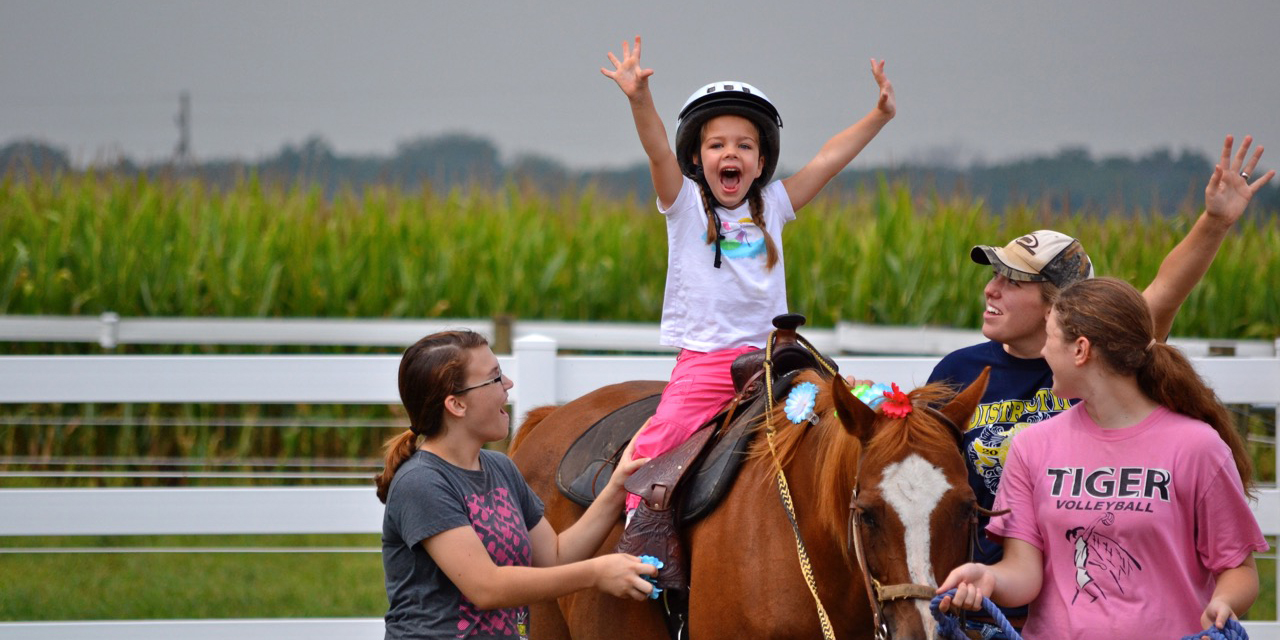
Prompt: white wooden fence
<box><xmin>0</xmin><ymin>335</ymin><xmax>1277</xmax><ymax>638</ymax></box>
<box><xmin>3</xmin><ymin>312</ymin><xmax>1276</xmax><ymax>357</ymax></box>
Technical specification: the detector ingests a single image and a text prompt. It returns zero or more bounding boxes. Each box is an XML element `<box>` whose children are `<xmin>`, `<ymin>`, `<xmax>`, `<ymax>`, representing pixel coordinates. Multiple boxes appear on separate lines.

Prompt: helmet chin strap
<box><xmin>694</xmin><ymin>169</ymin><xmax>728</xmax><ymax>269</ymax></box>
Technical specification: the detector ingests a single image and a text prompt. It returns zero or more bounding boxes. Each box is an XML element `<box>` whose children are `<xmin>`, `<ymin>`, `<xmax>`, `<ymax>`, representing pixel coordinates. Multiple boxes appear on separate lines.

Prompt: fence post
<box><xmin>511</xmin><ymin>334</ymin><xmax>557</xmax><ymax>434</ymax></box>
<box><xmin>98</xmin><ymin>312</ymin><xmax>120</xmax><ymax>349</ymax></box>
<box><xmin>493</xmin><ymin>314</ymin><xmax>515</xmax><ymax>354</ymax></box>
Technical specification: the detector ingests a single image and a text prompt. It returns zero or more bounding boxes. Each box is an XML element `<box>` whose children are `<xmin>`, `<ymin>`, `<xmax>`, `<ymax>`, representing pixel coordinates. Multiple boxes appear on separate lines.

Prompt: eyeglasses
<box><xmin>453</xmin><ymin>371</ymin><xmax>504</xmax><ymax>395</ymax></box>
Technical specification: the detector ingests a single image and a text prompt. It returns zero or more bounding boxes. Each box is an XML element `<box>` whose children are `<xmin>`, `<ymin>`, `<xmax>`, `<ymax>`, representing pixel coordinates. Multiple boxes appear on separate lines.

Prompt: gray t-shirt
<box><xmin>382</xmin><ymin>449</ymin><xmax>544</xmax><ymax>640</ymax></box>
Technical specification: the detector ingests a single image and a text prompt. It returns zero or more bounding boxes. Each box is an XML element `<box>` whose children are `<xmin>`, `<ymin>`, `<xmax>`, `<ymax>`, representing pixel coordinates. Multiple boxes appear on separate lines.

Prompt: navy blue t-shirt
<box><xmin>928</xmin><ymin>340</ymin><xmax>1075</xmax><ymax>565</ymax></box>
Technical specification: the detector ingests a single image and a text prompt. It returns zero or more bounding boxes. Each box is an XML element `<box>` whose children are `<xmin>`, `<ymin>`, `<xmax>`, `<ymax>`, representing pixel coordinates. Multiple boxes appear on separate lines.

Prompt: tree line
<box><xmin>2</xmin><ymin>134</ymin><xmax>1276</xmax><ymax>216</ymax></box>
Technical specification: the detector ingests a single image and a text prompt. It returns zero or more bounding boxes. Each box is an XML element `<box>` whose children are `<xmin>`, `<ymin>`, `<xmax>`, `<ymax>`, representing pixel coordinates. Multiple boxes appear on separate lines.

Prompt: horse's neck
<box><xmin>750</xmin><ymin>428</ymin><xmax>850</xmax><ymax>552</ymax></box>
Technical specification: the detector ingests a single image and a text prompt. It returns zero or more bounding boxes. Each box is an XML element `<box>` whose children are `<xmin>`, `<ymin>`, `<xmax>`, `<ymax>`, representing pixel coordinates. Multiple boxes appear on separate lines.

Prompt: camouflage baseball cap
<box><xmin>970</xmin><ymin>230</ymin><xmax>1094</xmax><ymax>288</ymax></box>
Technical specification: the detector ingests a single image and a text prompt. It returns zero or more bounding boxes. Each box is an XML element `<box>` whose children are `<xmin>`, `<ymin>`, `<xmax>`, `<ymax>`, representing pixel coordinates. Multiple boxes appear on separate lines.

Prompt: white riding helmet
<box><xmin>674</xmin><ymin>81</ymin><xmax>783</xmax><ymax>184</ymax></box>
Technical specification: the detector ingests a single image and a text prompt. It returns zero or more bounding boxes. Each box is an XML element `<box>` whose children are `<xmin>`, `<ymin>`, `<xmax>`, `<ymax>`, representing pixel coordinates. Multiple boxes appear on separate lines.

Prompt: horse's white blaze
<box><xmin>881</xmin><ymin>453</ymin><xmax>947</xmax><ymax>635</ymax></box>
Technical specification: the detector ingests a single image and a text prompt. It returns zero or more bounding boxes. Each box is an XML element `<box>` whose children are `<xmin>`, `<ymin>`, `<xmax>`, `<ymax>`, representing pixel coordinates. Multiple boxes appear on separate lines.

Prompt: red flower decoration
<box><xmin>880</xmin><ymin>383</ymin><xmax>913</xmax><ymax>419</ymax></box>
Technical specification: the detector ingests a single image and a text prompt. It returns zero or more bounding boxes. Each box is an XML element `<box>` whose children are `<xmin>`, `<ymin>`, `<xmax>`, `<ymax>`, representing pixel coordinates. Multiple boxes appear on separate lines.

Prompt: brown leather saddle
<box><xmin>555</xmin><ymin>314</ymin><xmax>835</xmax><ymax>523</ymax></box>
<box><xmin>554</xmin><ymin>367</ymin><xmax>805</xmax><ymax>521</ymax></box>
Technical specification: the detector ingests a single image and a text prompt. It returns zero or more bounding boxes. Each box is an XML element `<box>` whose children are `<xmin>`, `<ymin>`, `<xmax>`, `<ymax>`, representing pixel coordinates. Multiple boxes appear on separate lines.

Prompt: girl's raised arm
<box><xmin>782</xmin><ymin>58</ymin><xmax>895</xmax><ymax>211</ymax></box>
<box><xmin>601</xmin><ymin>36</ymin><xmax>682</xmax><ymax>207</ymax></box>
<box><xmin>1142</xmin><ymin>135</ymin><xmax>1274</xmax><ymax>341</ymax></box>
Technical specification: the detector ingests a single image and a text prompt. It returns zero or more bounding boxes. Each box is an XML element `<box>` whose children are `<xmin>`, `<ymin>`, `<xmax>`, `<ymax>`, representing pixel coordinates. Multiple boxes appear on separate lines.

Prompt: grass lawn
<box><xmin>0</xmin><ymin>535</ymin><xmax>385</xmax><ymax>620</ymax></box>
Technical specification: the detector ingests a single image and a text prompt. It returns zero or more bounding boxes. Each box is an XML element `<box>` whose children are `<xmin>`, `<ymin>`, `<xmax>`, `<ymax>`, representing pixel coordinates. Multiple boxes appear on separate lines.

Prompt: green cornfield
<box><xmin>2</xmin><ymin>171</ymin><xmax>1277</xmax><ymax>339</ymax></box>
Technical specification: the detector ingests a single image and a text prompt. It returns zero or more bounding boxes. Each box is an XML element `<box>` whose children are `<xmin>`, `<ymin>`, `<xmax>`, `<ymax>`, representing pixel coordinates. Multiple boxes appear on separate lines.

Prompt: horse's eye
<box><xmin>859</xmin><ymin>508</ymin><xmax>878</xmax><ymax>528</ymax></box>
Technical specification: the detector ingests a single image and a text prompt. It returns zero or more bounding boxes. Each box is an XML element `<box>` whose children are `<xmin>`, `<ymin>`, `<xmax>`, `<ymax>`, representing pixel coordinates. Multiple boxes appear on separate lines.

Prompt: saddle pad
<box><xmin>557</xmin><ymin>393</ymin><xmax>662</xmax><ymax>508</ymax></box>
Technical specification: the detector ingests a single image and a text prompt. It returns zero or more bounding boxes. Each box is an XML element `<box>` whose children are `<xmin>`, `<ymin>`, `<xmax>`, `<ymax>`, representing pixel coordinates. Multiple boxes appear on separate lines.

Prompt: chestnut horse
<box><xmin>509</xmin><ymin>367</ymin><xmax>989</xmax><ymax>640</ymax></box>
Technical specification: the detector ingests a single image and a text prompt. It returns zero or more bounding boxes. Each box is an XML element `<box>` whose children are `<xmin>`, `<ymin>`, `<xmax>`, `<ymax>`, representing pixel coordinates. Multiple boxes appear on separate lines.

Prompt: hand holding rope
<box><xmin>1180</xmin><ymin>618</ymin><xmax>1250</xmax><ymax>640</ymax></box>
<box><xmin>929</xmin><ymin>590</ymin><xmax>1022</xmax><ymax>640</ymax></box>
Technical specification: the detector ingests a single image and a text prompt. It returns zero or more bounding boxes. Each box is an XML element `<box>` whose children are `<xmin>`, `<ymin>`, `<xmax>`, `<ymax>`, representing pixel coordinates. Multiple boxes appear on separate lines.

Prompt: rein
<box><xmin>930</xmin><ymin>589</ymin><xmax>1023</xmax><ymax>640</ymax></box>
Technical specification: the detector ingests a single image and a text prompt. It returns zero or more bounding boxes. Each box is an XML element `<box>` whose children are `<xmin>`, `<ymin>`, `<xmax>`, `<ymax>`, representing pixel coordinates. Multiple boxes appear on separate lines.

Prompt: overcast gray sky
<box><xmin>2</xmin><ymin>0</ymin><xmax>1277</xmax><ymax>172</ymax></box>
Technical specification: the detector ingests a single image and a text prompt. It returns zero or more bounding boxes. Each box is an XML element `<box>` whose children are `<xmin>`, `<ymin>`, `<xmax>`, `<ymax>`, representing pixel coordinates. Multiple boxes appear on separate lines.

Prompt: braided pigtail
<box><xmin>748</xmin><ymin>184</ymin><xmax>778</xmax><ymax>270</ymax></box>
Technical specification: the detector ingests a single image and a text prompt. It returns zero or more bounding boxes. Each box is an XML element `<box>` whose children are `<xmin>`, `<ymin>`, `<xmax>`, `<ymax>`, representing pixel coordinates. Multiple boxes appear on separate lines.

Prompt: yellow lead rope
<box><xmin>763</xmin><ymin>333</ymin><xmax>837</xmax><ymax>640</ymax></box>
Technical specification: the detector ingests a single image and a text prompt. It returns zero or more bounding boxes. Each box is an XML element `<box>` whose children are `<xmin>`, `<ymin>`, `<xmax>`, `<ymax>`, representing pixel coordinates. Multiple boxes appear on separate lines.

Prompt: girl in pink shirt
<box><xmin>938</xmin><ymin>278</ymin><xmax>1266</xmax><ymax>639</ymax></box>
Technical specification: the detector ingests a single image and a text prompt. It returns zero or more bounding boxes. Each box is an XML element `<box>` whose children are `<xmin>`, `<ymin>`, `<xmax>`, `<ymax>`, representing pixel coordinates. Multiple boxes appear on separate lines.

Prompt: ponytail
<box><xmin>375</xmin><ymin>429</ymin><xmax>420</xmax><ymax>504</ymax></box>
<box><xmin>1139</xmin><ymin>343</ymin><xmax>1253</xmax><ymax>494</ymax></box>
<box><xmin>1054</xmin><ymin>278</ymin><xmax>1252</xmax><ymax>494</ymax></box>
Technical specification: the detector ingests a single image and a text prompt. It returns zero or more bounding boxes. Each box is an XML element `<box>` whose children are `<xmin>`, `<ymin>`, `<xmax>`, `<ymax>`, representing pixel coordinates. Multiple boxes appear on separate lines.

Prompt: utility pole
<box><xmin>174</xmin><ymin>91</ymin><xmax>191</xmax><ymax>167</ymax></box>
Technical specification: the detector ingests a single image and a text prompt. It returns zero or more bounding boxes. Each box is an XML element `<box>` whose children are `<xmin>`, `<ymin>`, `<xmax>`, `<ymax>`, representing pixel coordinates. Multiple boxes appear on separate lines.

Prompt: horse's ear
<box><xmin>832</xmin><ymin>375</ymin><xmax>877</xmax><ymax>443</ymax></box>
<box><xmin>938</xmin><ymin>366</ymin><xmax>990</xmax><ymax>438</ymax></box>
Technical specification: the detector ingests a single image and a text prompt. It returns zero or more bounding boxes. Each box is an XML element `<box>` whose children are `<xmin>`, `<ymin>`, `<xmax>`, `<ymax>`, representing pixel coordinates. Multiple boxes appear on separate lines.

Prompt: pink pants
<box><xmin>625</xmin><ymin>345</ymin><xmax>756</xmax><ymax>511</ymax></box>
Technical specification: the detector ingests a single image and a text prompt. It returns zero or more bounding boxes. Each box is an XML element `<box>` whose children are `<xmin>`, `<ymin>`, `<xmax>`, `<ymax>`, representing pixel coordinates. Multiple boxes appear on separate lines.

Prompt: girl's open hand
<box><xmin>871</xmin><ymin>58</ymin><xmax>895</xmax><ymax>119</ymax></box>
<box><xmin>601</xmin><ymin>36</ymin><xmax>654</xmax><ymax>101</ymax></box>
<box><xmin>1205</xmin><ymin>135</ymin><xmax>1274</xmax><ymax>225</ymax></box>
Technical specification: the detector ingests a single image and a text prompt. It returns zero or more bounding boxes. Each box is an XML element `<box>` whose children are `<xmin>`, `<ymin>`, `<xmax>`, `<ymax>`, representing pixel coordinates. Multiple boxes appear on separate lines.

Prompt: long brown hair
<box><xmin>374</xmin><ymin>330</ymin><xmax>489</xmax><ymax>503</ymax></box>
<box><xmin>1053</xmin><ymin>277</ymin><xmax>1253</xmax><ymax>492</ymax></box>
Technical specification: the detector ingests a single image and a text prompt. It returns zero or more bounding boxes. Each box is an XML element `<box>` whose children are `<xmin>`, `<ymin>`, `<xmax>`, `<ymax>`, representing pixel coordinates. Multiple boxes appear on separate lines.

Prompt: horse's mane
<box><xmin>748</xmin><ymin>370</ymin><xmax>965</xmax><ymax>558</ymax></box>
<box><xmin>509</xmin><ymin>405</ymin><xmax>559</xmax><ymax>455</ymax></box>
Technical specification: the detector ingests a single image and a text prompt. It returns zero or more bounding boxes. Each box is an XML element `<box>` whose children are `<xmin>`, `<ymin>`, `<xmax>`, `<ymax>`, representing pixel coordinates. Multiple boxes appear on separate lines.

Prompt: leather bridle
<box><xmin>845</xmin><ymin>405</ymin><xmax>987</xmax><ymax>640</ymax></box>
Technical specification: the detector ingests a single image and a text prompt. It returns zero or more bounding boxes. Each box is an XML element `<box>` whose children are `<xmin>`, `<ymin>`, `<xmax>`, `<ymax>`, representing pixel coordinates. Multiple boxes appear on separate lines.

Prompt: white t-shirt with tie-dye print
<box><xmin>658</xmin><ymin>176</ymin><xmax>795</xmax><ymax>352</ymax></box>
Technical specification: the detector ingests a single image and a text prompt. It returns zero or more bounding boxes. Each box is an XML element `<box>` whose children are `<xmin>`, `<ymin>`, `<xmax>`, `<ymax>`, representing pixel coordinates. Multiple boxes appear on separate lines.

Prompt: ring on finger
<box><xmin>1241</xmin><ymin>171</ymin><xmax>1251</xmax><ymax>181</ymax></box>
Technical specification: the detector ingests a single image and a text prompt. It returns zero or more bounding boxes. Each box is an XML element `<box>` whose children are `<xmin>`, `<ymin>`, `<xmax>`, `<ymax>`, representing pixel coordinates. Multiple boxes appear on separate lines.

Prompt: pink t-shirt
<box><xmin>988</xmin><ymin>403</ymin><xmax>1267</xmax><ymax>639</ymax></box>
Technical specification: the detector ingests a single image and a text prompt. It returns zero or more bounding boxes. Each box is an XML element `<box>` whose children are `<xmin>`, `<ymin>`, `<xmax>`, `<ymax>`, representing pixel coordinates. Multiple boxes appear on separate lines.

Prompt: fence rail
<box><xmin>4</xmin><ymin>313</ymin><xmax>1277</xmax><ymax>357</ymax></box>
<box><xmin>1</xmin><ymin>334</ymin><xmax>1277</xmax><ymax>638</ymax></box>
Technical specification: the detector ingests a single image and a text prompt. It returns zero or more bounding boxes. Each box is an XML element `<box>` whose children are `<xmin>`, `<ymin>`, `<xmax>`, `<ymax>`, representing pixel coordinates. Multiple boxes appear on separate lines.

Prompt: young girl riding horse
<box><xmin>600</xmin><ymin>36</ymin><xmax>896</xmax><ymax>527</ymax></box>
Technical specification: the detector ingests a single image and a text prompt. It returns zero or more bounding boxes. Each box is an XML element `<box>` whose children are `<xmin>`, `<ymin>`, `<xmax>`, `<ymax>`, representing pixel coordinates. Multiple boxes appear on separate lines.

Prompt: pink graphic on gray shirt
<box><xmin>454</xmin><ymin>487</ymin><xmax>532</xmax><ymax>638</ymax></box>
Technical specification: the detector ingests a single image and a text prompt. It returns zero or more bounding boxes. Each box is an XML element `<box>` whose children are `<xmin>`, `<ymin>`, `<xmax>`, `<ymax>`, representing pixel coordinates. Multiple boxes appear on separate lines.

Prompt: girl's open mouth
<box><xmin>720</xmin><ymin>168</ymin><xmax>741</xmax><ymax>192</ymax></box>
